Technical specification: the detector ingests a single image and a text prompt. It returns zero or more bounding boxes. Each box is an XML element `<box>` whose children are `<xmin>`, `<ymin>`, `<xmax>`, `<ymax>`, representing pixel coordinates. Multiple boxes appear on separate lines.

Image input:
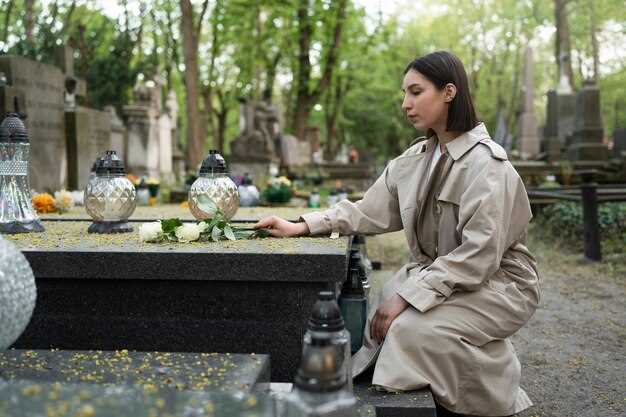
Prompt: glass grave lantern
<box><xmin>289</xmin><ymin>292</ymin><xmax>357</xmax><ymax>417</ymax></box>
<box><xmin>238</xmin><ymin>172</ymin><xmax>260</xmax><ymax>207</ymax></box>
<box><xmin>0</xmin><ymin>112</ymin><xmax>44</xmax><ymax>234</ymax></box>
<box><xmin>188</xmin><ymin>150</ymin><xmax>239</xmax><ymax>220</ymax></box>
<box><xmin>84</xmin><ymin>150</ymin><xmax>136</xmax><ymax>233</ymax></box>
<box><xmin>0</xmin><ymin>235</ymin><xmax>37</xmax><ymax>350</ymax></box>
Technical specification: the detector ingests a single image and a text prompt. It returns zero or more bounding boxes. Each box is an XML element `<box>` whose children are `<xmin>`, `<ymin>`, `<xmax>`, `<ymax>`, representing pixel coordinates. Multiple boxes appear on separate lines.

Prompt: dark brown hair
<box><xmin>404</xmin><ymin>51</ymin><xmax>479</xmax><ymax>136</ymax></box>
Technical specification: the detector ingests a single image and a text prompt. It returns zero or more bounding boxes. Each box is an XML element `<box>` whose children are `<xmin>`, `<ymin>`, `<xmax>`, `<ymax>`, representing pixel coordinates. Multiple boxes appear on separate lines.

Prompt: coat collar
<box><xmin>429</xmin><ymin>122</ymin><xmax>490</xmax><ymax>161</ymax></box>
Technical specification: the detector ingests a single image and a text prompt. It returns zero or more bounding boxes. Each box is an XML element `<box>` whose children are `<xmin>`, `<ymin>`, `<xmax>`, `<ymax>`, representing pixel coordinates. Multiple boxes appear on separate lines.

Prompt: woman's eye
<box><xmin>411</xmin><ymin>90</ymin><xmax>421</xmax><ymax>96</ymax></box>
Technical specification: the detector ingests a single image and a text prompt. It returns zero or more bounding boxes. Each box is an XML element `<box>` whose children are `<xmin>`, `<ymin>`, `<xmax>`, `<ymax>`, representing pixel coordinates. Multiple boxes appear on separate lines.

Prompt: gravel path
<box><xmin>512</xmin><ymin>241</ymin><xmax>625</xmax><ymax>417</ymax></box>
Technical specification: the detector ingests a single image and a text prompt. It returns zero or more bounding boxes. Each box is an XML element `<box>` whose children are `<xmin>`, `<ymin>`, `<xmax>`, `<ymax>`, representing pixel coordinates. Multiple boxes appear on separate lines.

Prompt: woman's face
<box><xmin>401</xmin><ymin>70</ymin><xmax>448</xmax><ymax>131</ymax></box>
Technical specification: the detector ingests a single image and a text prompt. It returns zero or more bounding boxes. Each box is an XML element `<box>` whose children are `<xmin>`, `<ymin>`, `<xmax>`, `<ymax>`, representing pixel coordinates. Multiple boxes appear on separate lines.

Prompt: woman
<box><xmin>255</xmin><ymin>51</ymin><xmax>540</xmax><ymax>417</ymax></box>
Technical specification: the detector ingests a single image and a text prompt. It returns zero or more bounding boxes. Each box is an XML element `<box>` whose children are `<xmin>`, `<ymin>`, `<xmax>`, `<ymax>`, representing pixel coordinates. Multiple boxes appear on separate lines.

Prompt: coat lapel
<box><xmin>394</xmin><ymin>138</ymin><xmax>435</xmax><ymax>259</ymax></box>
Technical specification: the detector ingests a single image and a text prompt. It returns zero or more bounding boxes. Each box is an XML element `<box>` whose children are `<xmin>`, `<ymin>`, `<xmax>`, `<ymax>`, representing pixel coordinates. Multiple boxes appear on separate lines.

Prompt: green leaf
<box><xmin>223</xmin><ymin>225</ymin><xmax>236</xmax><ymax>241</ymax></box>
<box><xmin>161</xmin><ymin>218</ymin><xmax>183</xmax><ymax>235</ymax></box>
<box><xmin>196</xmin><ymin>195</ymin><xmax>218</xmax><ymax>215</ymax></box>
<box><xmin>211</xmin><ymin>226</ymin><xmax>223</xmax><ymax>242</ymax></box>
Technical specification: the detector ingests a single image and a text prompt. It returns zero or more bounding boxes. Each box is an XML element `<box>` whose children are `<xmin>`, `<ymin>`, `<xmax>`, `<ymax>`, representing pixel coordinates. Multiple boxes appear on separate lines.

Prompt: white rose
<box><xmin>175</xmin><ymin>223</ymin><xmax>201</xmax><ymax>242</ymax></box>
<box><xmin>197</xmin><ymin>222</ymin><xmax>210</xmax><ymax>233</ymax></box>
<box><xmin>139</xmin><ymin>221</ymin><xmax>163</xmax><ymax>242</ymax></box>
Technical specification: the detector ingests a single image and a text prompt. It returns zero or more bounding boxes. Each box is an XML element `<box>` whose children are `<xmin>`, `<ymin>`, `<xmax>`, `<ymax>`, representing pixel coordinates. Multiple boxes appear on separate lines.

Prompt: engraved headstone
<box><xmin>0</xmin><ymin>56</ymin><xmax>66</xmax><ymax>191</ymax></box>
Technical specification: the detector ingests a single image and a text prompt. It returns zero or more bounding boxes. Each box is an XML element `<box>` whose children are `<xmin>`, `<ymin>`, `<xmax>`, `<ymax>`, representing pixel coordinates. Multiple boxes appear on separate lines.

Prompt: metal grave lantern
<box><xmin>188</xmin><ymin>150</ymin><xmax>239</xmax><ymax>220</ymax></box>
<box><xmin>0</xmin><ymin>112</ymin><xmax>44</xmax><ymax>234</ymax></box>
<box><xmin>0</xmin><ymin>235</ymin><xmax>37</xmax><ymax>350</ymax></box>
<box><xmin>84</xmin><ymin>150</ymin><xmax>136</xmax><ymax>233</ymax></box>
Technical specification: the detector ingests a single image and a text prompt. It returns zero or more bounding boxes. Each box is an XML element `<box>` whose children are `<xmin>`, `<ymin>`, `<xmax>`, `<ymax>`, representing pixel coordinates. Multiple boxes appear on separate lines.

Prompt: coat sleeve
<box><xmin>397</xmin><ymin>159</ymin><xmax>532</xmax><ymax>312</ymax></box>
<box><xmin>300</xmin><ymin>162</ymin><xmax>403</xmax><ymax>236</ymax></box>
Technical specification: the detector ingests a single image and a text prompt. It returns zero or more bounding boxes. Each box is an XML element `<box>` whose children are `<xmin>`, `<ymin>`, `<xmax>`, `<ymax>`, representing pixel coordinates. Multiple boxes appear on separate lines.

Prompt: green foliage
<box><xmin>1</xmin><ymin>0</ymin><xmax>624</xmax><ymax>162</ymax></box>
<box><xmin>535</xmin><ymin>202</ymin><xmax>626</xmax><ymax>253</ymax></box>
<box><xmin>262</xmin><ymin>185</ymin><xmax>293</xmax><ymax>204</ymax></box>
<box><xmin>161</xmin><ymin>218</ymin><xmax>183</xmax><ymax>235</ymax></box>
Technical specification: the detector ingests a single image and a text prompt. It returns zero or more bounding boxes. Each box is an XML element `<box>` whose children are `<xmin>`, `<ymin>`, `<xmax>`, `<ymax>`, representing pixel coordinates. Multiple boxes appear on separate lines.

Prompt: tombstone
<box><xmin>567</xmin><ymin>80</ymin><xmax>610</xmax><ymax>162</ymax></box>
<box><xmin>105</xmin><ymin>105</ymin><xmax>126</xmax><ymax>163</ymax></box>
<box><xmin>230</xmin><ymin>98</ymin><xmax>280</xmax><ymax>179</ymax></box>
<box><xmin>493</xmin><ymin>109</ymin><xmax>507</xmax><ymax>146</ymax></box>
<box><xmin>517</xmin><ymin>47</ymin><xmax>540</xmax><ymax>159</ymax></box>
<box><xmin>543</xmin><ymin>91</ymin><xmax>561</xmax><ymax>161</ymax></box>
<box><xmin>0</xmin><ymin>56</ymin><xmax>66</xmax><ymax>191</ymax></box>
<box><xmin>123</xmin><ymin>80</ymin><xmax>161</xmax><ymax>178</ymax></box>
<box><xmin>612</xmin><ymin>128</ymin><xmax>626</xmax><ymax>159</ymax></box>
<box><xmin>66</xmin><ymin>107</ymin><xmax>112</xmax><ymax>190</ymax></box>
<box><xmin>280</xmin><ymin>134</ymin><xmax>301</xmax><ymax>168</ymax></box>
<box><xmin>158</xmin><ymin>112</ymin><xmax>174</xmax><ymax>183</ymax></box>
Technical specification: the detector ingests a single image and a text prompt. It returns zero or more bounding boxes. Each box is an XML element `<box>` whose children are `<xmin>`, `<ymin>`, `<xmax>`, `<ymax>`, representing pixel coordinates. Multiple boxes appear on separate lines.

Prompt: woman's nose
<box><xmin>401</xmin><ymin>95</ymin><xmax>411</xmax><ymax>111</ymax></box>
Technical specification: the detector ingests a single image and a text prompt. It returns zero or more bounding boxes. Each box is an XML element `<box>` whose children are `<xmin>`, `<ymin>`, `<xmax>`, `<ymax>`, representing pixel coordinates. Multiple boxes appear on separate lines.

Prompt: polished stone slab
<box><xmin>0</xmin><ymin>379</ymin><xmax>281</xmax><ymax>417</ymax></box>
<box><xmin>0</xmin><ymin>349</ymin><xmax>269</xmax><ymax>393</ymax></box>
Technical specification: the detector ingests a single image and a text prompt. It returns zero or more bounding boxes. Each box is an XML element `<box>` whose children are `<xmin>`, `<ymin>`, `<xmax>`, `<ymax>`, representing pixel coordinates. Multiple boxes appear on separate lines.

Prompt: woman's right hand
<box><xmin>254</xmin><ymin>216</ymin><xmax>310</xmax><ymax>238</ymax></box>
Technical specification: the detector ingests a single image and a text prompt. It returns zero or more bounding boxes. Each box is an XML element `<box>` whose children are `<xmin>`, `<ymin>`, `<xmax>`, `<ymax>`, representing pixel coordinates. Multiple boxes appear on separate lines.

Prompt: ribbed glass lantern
<box><xmin>84</xmin><ymin>150</ymin><xmax>136</xmax><ymax>233</ymax></box>
<box><xmin>0</xmin><ymin>113</ymin><xmax>44</xmax><ymax>234</ymax></box>
<box><xmin>188</xmin><ymin>150</ymin><xmax>239</xmax><ymax>220</ymax></box>
<box><xmin>0</xmin><ymin>235</ymin><xmax>37</xmax><ymax>350</ymax></box>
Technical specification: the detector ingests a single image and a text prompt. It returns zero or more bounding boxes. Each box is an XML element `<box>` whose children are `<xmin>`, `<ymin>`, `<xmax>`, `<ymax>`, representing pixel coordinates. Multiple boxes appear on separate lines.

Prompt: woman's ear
<box><xmin>444</xmin><ymin>83</ymin><xmax>457</xmax><ymax>102</ymax></box>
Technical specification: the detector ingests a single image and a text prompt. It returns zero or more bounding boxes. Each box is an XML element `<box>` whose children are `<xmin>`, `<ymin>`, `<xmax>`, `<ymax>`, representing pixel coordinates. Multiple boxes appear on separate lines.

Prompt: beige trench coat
<box><xmin>301</xmin><ymin>123</ymin><xmax>541</xmax><ymax>416</ymax></box>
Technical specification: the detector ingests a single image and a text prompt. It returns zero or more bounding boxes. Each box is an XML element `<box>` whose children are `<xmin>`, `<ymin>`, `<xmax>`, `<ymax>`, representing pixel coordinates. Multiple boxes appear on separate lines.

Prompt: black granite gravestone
<box><xmin>8</xmin><ymin>221</ymin><xmax>349</xmax><ymax>382</ymax></box>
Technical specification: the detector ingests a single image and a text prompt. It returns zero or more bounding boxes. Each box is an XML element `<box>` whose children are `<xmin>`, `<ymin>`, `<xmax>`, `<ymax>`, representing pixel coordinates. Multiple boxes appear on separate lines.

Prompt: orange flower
<box><xmin>179</xmin><ymin>201</ymin><xmax>189</xmax><ymax>209</ymax></box>
<box><xmin>32</xmin><ymin>193</ymin><xmax>57</xmax><ymax>214</ymax></box>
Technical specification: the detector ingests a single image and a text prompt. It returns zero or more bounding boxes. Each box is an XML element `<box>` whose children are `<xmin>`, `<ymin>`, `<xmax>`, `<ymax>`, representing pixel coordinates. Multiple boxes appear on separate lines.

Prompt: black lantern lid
<box><xmin>95</xmin><ymin>150</ymin><xmax>126</xmax><ymax>176</ymax></box>
<box><xmin>308</xmin><ymin>291</ymin><xmax>345</xmax><ymax>332</ymax></box>
<box><xmin>199</xmin><ymin>150</ymin><xmax>228</xmax><ymax>175</ymax></box>
<box><xmin>0</xmin><ymin>113</ymin><xmax>28</xmax><ymax>142</ymax></box>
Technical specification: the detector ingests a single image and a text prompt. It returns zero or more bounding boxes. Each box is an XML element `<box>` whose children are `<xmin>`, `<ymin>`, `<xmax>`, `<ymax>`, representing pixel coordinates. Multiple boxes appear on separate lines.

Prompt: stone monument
<box><xmin>229</xmin><ymin>98</ymin><xmax>280</xmax><ymax>180</ymax></box>
<box><xmin>0</xmin><ymin>56</ymin><xmax>66</xmax><ymax>192</ymax></box>
<box><xmin>517</xmin><ymin>46</ymin><xmax>540</xmax><ymax>159</ymax></box>
<box><xmin>567</xmin><ymin>80</ymin><xmax>610</xmax><ymax>162</ymax></box>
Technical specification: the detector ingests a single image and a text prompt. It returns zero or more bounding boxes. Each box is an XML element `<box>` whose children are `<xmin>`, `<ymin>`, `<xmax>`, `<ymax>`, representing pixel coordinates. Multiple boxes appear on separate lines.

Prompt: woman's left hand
<box><xmin>370</xmin><ymin>294</ymin><xmax>409</xmax><ymax>344</ymax></box>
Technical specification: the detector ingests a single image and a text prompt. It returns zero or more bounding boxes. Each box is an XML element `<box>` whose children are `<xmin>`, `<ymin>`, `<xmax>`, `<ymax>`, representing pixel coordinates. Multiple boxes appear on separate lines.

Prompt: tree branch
<box><xmin>2</xmin><ymin>0</ymin><xmax>15</xmax><ymax>45</ymax></box>
<box><xmin>312</xmin><ymin>0</ymin><xmax>348</xmax><ymax>102</ymax></box>
<box><xmin>196</xmin><ymin>0</ymin><xmax>210</xmax><ymax>37</ymax></box>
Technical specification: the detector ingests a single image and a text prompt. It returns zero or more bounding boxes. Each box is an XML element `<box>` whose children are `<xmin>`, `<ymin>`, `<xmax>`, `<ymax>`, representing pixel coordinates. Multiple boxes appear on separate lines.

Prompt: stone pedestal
<box><xmin>567</xmin><ymin>81</ymin><xmax>609</xmax><ymax>162</ymax></box>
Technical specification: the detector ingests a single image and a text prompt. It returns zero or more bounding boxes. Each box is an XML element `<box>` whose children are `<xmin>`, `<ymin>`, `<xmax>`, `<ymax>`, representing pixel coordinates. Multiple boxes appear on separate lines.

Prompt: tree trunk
<box><xmin>554</xmin><ymin>0</ymin><xmax>575</xmax><ymax>90</ymax></box>
<box><xmin>262</xmin><ymin>52</ymin><xmax>281</xmax><ymax>103</ymax></box>
<box><xmin>588</xmin><ymin>0</ymin><xmax>599</xmax><ymax>82</ymax></box>
<box><xmin>24</xmin><ymin>0</ymin><xmax>35</xmax><ymax>44</ymax></box>
<box><xmin>180</xmin><ymin>0</ymin><xmax>204</xmax><ymax>169</ymax></box>
<box><xmin>292</xmin><ymin>0</ymin><xmax>347</xmax><ymax>140</ymax></box>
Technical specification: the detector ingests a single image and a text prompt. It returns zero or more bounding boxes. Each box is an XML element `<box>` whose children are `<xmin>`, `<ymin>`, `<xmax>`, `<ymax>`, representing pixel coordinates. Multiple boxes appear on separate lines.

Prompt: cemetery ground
<box><xmin>368</xmin><ymin>226</ymin><xmax>625</xmax><ymax>417</ymax></box>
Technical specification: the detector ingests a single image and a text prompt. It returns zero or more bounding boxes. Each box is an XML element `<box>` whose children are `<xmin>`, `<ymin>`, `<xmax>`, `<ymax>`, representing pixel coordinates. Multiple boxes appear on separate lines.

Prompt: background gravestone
<box><xmin>517</xmin><ymin>46</ymin><xmax>540</xmax><ymax>160</ymax></box>
<box><xmin>0</xmin><ymin>56</ymin><xmax>66</xmax><ymax>192</ymax></box>
<box><xmin>106</xmin><ymin>105</ymin><xmax>127</xmax><ymax>163</ymax></box>
<box><xmin>567</xmin><ymin>80</ymin><xmax>610</xmax><ymax>162</ymax></box>
<box><xmin>613</xmin><ymin>127</ymin><xmax>626</xmax><ymax>158</ymax></box>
